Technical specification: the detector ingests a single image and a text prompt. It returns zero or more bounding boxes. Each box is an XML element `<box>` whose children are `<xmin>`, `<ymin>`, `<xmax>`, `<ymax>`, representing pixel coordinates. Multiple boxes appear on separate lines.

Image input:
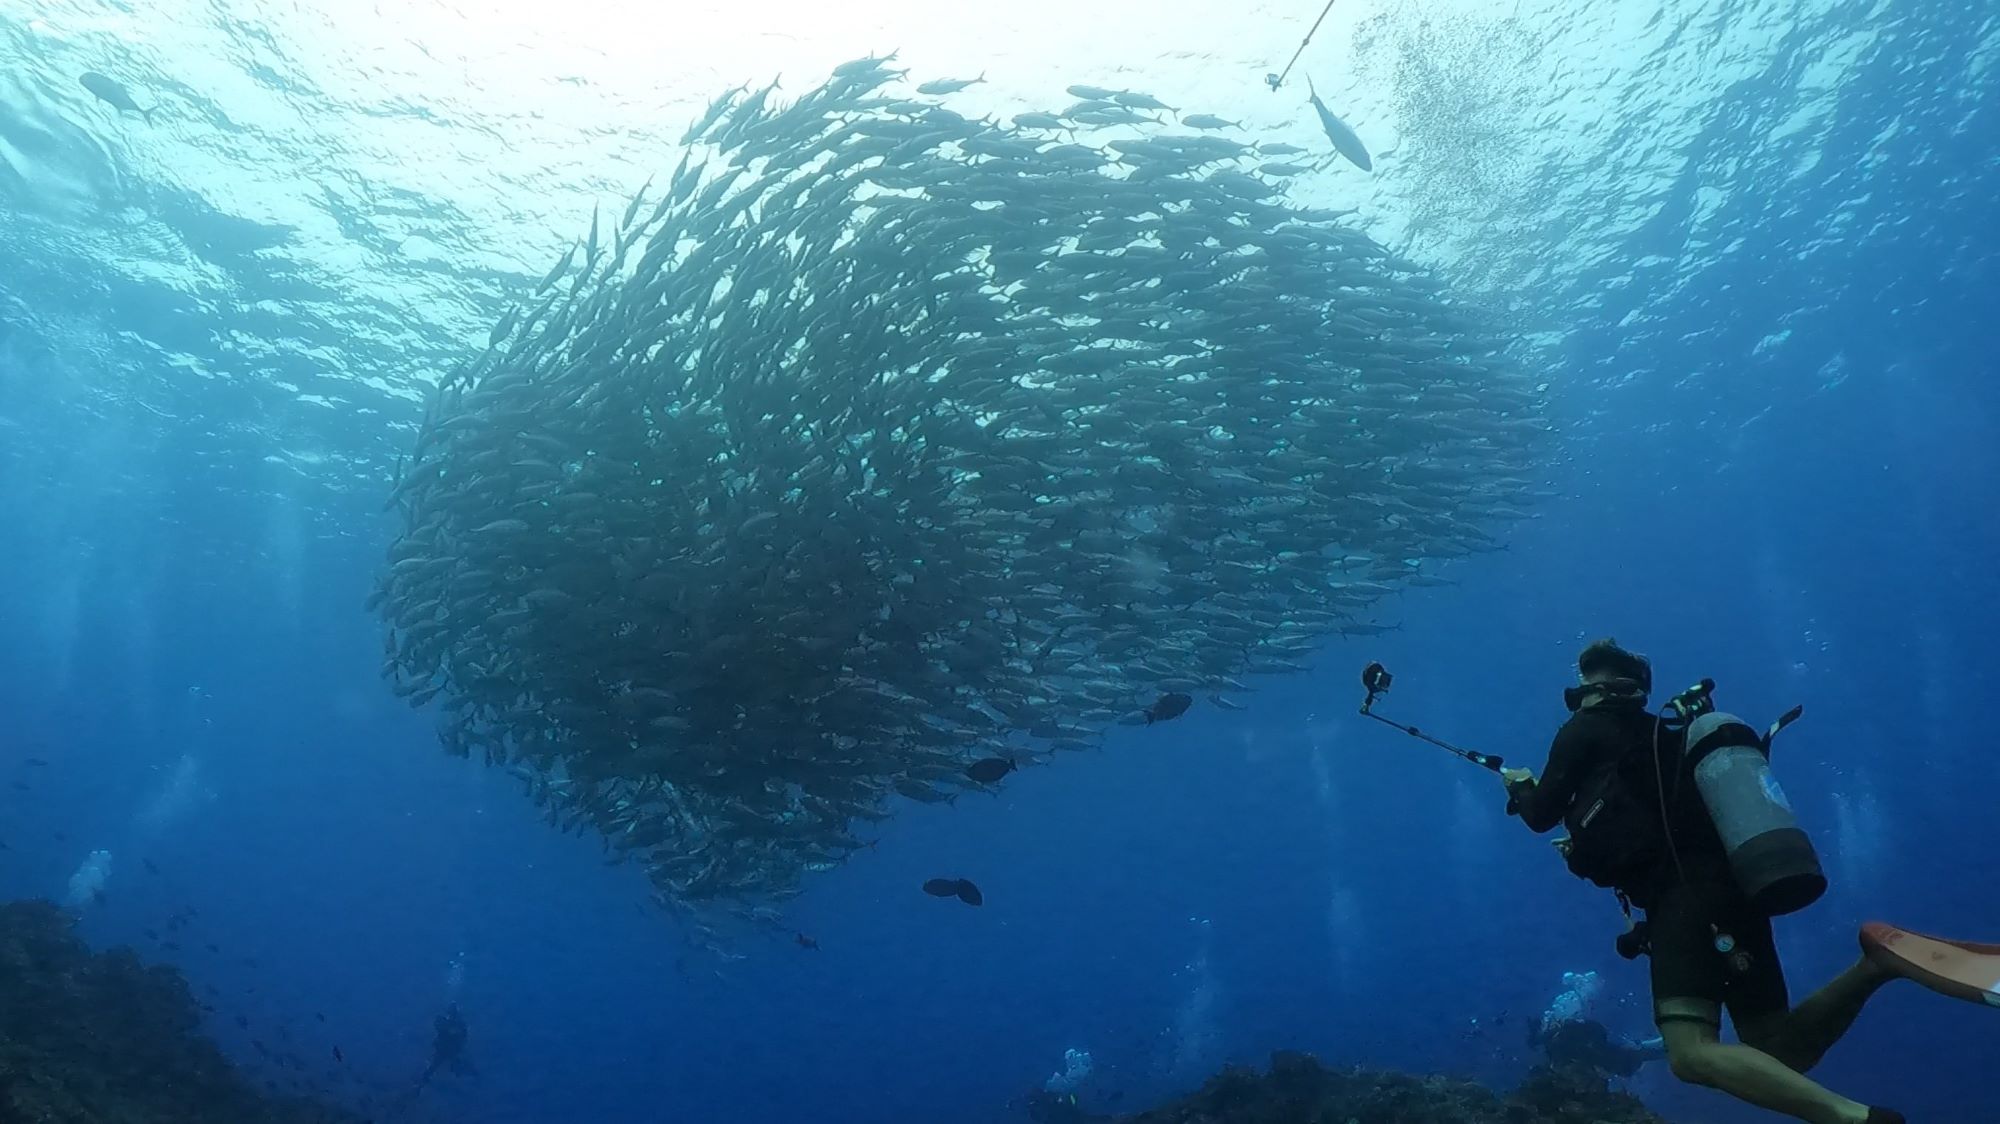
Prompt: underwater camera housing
<box><xmin>1355</xmin><ymin>663</ymin><xmax>1505</xmax><ymax>772</ymax></box>
<box><xmin>1360</xmin><ymin>661</ymin><xmax>1393</xmax><ymax>707</ymax></box>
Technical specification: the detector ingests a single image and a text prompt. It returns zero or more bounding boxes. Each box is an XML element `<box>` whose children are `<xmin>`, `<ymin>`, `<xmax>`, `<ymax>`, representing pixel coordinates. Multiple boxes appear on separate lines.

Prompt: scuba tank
<box><xmin>1670</xmin><ymin>685</ymin><xmax>1824</xmax><ymax>916</ymax></box>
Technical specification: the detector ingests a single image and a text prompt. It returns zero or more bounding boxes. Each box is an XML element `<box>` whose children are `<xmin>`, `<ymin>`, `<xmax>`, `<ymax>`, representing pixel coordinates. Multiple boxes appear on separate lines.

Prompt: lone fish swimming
<box><xmin>1305</xmin><ymin>75</ymin><xmax>1369</xmax><ymax>172</ymax></box>
<box><xmin>79</xmin><ymin>72</ymin><xmax>156</xmax><ymax>123</ymax></box>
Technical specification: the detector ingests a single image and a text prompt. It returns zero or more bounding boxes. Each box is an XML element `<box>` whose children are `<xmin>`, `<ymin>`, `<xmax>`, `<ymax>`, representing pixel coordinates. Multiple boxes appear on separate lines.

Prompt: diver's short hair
<box><xmin>1577</xmin><ymin>637</ymin><xmax>1651</xmax><ymax>692</ymax></box>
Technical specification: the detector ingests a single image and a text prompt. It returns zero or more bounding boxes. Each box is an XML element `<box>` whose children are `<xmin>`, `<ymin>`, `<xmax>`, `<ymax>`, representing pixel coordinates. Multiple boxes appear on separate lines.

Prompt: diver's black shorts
<box><xmin>1645</xmin><ymin>877</ymin><xmax>1788</xmax><ymax>1028</ymax></box>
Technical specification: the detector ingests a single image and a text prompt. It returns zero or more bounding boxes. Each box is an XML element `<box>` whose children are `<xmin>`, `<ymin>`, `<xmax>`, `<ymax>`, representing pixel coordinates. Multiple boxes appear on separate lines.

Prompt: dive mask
<box><xmin>1563</xmin><ymin>677</ymin><xmax>1646</xmax><ymax>712</ymax></box>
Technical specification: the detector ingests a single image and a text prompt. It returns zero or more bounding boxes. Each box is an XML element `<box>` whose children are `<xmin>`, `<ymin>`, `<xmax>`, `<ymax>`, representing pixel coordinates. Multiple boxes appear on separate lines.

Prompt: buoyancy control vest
<box><xmin>1560</xmin><ymin>680</ymin><xmax>1821</xmax><ymax>916</ymax></box>
<box><xmin>1560</xmin><ymin>711</ymin><xmax>1673</xmax><ymax>891</ymax></box>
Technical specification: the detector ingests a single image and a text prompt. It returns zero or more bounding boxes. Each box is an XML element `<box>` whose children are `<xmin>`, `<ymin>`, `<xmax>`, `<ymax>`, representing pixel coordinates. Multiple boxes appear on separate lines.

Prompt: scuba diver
<box><xmin>1018</xmin><ymin>1047</ymin><xmax>1112</xmax><ymax>1122</ymax></box>
<box><xmin>382</xmin><ymin>1002</ymin><xmax>475</xmax><ymax>1117</ymax></box>
<box><xmin>1534</xmin><ymin>1017</ymin><xmax>1664</xmax><ymax>1078</ymax></box>
<box><xmin>1019</xmin><ymin>1089</ymin><xmax>1113</xmax><ymax>1124</ymax></box>
<box><xmin>1527</xmin><ymin>969</ymin><xmax>1666</xmax><ymax>1079</ymax></box>
<box><xmin>1491</xmin><ymin>638</ymin><xmax>1996</xmax><ymax>1124</ymax></box>
<box><xmin>416</xmin><ymin>1002</ymin><xmax>473</xmax><ymax>1089</ymax></box>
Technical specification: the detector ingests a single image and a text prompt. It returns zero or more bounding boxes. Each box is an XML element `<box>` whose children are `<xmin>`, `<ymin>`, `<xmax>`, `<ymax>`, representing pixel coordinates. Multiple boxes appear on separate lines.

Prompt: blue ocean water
<box><xmin>1</xmin><ymin>1</ymin><xmax>1995</xmax><ymax>1122</ymax></box>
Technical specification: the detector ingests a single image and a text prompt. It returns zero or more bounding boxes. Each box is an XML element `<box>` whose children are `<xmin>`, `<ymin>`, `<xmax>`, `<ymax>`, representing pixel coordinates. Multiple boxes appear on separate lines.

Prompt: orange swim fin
<box><xmin>1861</xmin><ymin>921</ymin><xmax>2000</xmax><ymax>1006</ymax></box>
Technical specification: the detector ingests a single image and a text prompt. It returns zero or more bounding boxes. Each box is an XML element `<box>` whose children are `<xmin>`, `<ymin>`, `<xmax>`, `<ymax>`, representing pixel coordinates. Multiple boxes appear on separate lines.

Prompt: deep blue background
<box><xmin>2</xmin><ymin>1</ymin><xmax>1997</xmax><ymax>1121</ymax></box>
<box><xmin>3</xmin><ymin>349</ymin><xmax>1993</xmax><ymax>1123</ymax></box>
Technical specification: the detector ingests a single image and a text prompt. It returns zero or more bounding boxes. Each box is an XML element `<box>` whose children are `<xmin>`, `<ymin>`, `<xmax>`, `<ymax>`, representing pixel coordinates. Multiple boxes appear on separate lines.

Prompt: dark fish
<box><xmin>144</xmin><ymin>928</ymin><xmax>160</xmax><ymax>940</ymax></box>
<box><xmin>963</xmin><ymin>756</ymin><xmax>1017</xmax><ymax>784</ymax></box>
<box><xmin>10</xmin><ymin>781</ymin><xmax>26</xmax><ymax>791</ymax></box>
<box><xmin>162</xmin><ymin>940</ymin><xmax>180</xmax><ymax>951</ymax></box>
<box><xmin>536</xmin><ymin>244</ymin><xmax>576</xmax><ymax>293</ymax></box>
<box><xmin>916</xmin><ymin>74</ymin><xmax>984</xmax><ymax>95</ymax></box>
<box><xmin>144</xmin><ymin>859</ymin><xmax>161</xmax><ymax>875</ymax></box>
<box><xmin>79</xmin><ymin>72</ymin><xmax>156</xmax><ymax>124</ymax></box>
<box><xmin>316</xmin><ymin>1012</ymin><xmax>326</xmax><ymax>1022</ymax></box>
<box><xmin>1304</xmin><ymin>76</ymin><xmax>1371</xmax><ymax>172</ymax></box>
<box><xmin>1144</xmin><ymin>692</ymin><xmax>1194</xmax><ymax>724</ymax></box>
<box><xmin>236</xmin><ymin>1015</ymin><xmax>250</xmax><ymax>1029</ymax></box>
<box><xmin>205</xmin><ymin>943</ymin><xmax>219</xmax><ymax>953</ymax></box>
<box><xmin>24</xmin><ymin>757</ymin><xmax>48</xmax><ymax>766</ymax></box>
<box><xmin>619</xmin><ymin>176</ymin><xmax>653</xmax><ymax>228</ymax></box>
<box><xmin>487</xmin><ymin>305</ymin><xmax>522</xmax><ymax>348</ymax></box>
<box><xmin>794</xmin><ymin>932</ymin><xmax>819</xmax><ymax>950</ymax></box>
<box><xmin>922</xmin><ymin>877</ymin><xmax>983</xmax><ymax>906</ymax></box>
<box><xmin>1111</xmin><ymin>90</ymin><xmax>1176</xmax><ymax>113</ymax></box>
<box><xmin>333</xmin><ymin>1046</ymin><xmax>345</xmax><ymax>1063</ymax></box>
<box><xmin>833</xmin><ymin>50</ymin><xmax>899</xmax><ymax>78</ymax></box>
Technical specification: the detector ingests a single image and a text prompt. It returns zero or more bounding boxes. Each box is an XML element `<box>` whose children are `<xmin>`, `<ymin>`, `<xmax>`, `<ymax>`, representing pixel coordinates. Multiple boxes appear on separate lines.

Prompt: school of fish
<box><xmin>369</xmin><ymin>55</ymin><xmax>1549</xmax><ymax>943</ymax></box>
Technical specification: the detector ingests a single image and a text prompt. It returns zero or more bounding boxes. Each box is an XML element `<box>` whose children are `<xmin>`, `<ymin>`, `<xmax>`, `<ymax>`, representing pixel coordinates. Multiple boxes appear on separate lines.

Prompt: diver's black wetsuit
<box><xmin>1535</xmin><ymin>1018</ymin><xmax>1652</xmax><ymax>1078</ymax></box>
<box><xmin>1512</xmin><ymin>703</ymin><xmax>1788</xmax><ymax>1029</ymax></box>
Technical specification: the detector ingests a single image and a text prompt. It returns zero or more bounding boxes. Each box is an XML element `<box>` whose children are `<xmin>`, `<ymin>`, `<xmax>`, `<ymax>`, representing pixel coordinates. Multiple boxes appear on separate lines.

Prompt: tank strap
<box><xmin>1761</xmin><ymin>705</ymin><xmax>1804</xmax><ymax>752</ymax></box>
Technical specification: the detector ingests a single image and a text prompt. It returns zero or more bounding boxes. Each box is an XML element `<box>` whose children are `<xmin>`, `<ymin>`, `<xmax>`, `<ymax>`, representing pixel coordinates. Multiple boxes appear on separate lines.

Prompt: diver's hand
<box><xmin>1500</xmin><ymin>767</ymin><xmax>1535</xmax><ymax>816</ymax></box>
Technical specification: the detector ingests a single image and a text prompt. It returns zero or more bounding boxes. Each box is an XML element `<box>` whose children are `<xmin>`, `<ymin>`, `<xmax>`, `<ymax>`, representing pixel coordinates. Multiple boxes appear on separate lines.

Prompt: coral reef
<box><xmin>1116</xmin><ymin>1050</ymin><xmax>1672</xmax><ymax>1124</ymax></box>
<box><xmin>0</xmin><ymin>900</ymin><xmax>360</xmax><ymax>1124</ymax></box>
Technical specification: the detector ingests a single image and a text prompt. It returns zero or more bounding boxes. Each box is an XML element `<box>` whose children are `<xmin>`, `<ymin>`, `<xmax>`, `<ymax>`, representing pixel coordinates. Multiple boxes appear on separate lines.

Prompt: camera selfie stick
<box><xmin>1265</xmin><ymin>0</ymin><xmax>1342</xmax><ymax>92</ymax></box>
<box><xmin>1358</xmin><ymin>662</ymin><xmax>1505</xmax><ymax>773</ymax></box>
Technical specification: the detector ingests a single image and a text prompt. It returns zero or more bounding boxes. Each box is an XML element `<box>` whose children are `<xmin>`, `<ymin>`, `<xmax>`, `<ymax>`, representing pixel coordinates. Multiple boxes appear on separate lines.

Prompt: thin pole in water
<box><xmin>1266</xmin><ymin>0</ymin><xmax>1341</xmax><ymax>92</ymax></box>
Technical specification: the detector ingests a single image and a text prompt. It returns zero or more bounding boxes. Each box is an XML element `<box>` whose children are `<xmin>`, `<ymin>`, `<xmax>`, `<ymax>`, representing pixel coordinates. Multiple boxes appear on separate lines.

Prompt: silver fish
<box><xmin>1305</xmin><ymin>76</ymin><xmax>1372</xmax><ymax>172</ymax></box>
